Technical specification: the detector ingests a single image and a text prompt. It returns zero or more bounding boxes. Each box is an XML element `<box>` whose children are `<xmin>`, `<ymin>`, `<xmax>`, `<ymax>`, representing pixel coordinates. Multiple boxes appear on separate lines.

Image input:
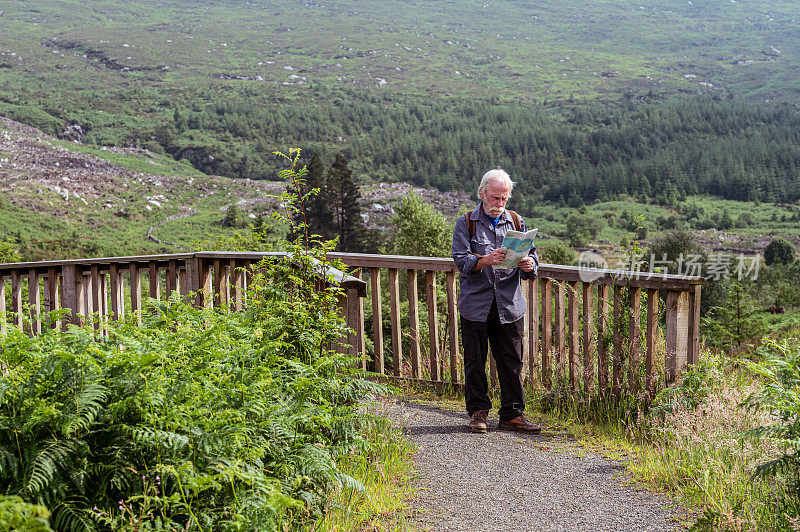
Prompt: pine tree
<box><xmin>704</xmin><ymin>280</ymin><xmax>767</xmax><ymax>350</ymax></box>
<box><xmin>326</xmin><ymin>153</ymin><xmax>367</xmax><ymax>252</ymax></box>
<box><xmin>305</xmin><ymin>153</ymin><xmax>335</xmax><ymax>241</ymax></box>
<box><xmin>287</xmin><ymin>152</ymin><xmax>334</xmax><ymax>244</ymax></box>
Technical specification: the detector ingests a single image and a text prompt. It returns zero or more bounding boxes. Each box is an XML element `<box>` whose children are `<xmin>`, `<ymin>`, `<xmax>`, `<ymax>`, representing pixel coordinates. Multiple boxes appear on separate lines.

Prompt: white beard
<box><xmin>486</xmin><ymin>206</ymin><xmax>505</xmax><ymax>218</ymax></box>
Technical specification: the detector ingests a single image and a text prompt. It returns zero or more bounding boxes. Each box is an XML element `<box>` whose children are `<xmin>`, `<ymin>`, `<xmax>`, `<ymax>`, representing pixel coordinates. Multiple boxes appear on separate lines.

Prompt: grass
<box><xmin>0</xmin><ymin>122</ymin><xmax>287</xmax><ymax>260</ymax></box>
<box><xmin>388</xmin><ymin>345</ymin><xmax>795</xmax><ymax>530</ymax></box>
<box><xmin>316</xmin><ymin>396</ymin><xmax>419</xmax><ymax>532</ymax></box>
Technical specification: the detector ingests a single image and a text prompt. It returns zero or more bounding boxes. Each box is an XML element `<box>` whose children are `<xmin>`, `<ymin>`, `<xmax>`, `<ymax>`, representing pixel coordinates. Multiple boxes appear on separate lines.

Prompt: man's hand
<box><xmin>518</xmin><ymin>257</ymin><xmax>535</xmax><ymax>273</ymax></box>
<box><xmin>476</xmin><ymin>248</ymin><xmax>507</xmax><ymax>270</ymax></box>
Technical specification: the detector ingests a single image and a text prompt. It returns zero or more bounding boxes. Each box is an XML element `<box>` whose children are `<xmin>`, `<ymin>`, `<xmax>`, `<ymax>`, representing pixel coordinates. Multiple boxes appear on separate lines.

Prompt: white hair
<box><xmin>477</xmin><ymin>168</ymin><xmax>515</xmax><ymax>199</ymax></box>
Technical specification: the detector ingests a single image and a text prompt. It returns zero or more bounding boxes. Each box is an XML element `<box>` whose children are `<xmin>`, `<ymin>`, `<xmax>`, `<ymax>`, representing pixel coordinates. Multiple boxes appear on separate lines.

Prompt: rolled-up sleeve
<box><xmin>452</xmin><ymin>214</ymin><xmax>479</xmax><ymax>274</ymax></box>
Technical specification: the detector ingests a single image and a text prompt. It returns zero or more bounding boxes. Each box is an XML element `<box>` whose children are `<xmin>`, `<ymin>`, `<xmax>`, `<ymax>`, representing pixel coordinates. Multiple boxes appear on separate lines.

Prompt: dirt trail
<box><xmin>386</xmin><ymin>400</ymin><xmax>682</xmax><ymax>532</ymax></box>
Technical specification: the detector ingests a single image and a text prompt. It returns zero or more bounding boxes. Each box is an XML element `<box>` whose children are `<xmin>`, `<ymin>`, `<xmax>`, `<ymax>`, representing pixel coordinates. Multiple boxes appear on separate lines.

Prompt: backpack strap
<box><xmin>464</xmin><ymin>209</ymin><xmax>521</xmax><ymax>236</ymax></box>
<box><xmin>507</xmin><ymin>209</ymin><xmax>522</xmax><ymax>231</ymax></box>
<box><xmin>464</xmin><ymin>211</ymin><xmax>476</xmax><ymax>237</ymax></box>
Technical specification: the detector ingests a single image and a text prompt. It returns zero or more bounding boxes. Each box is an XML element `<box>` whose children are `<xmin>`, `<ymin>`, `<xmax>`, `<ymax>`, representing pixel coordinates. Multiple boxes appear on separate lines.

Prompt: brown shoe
<box><xmin>469</xmin><ymin>410</ymin><xmax>488</xmax><ymax>433</ymax></box>
<box><xmin>498</xmin><ymin>415</ymin><xmax>541</xmax><ymax>434</ymax></box>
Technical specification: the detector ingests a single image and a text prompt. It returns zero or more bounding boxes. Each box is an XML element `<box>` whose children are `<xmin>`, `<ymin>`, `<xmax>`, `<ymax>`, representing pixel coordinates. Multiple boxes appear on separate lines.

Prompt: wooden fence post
<box><xmin>612</xmin><ymin>285</ymin><xmax>623</xmax><ymax>400</ymax></box>
<box><xmin>109</xmin><ymin>264</ymin><xmax>122</xmax><ymax>321</ymax></box>
<box><xmin>568</xmin><ymin>281</ymin><xmax>580</xmax><ymax>390</ymax></box>
<box><xmin>149</xmin><ymin>261</ymin><xmax>160</xmax><ymax>300</ymax></box>
<box><xmin>628</xmin><ymin>287</ymin><xmax>642</xmax><ymax>396</ymax></box>
<box><xmin>389</xmin><ymin>268</ymin><xmax>402</xmax><ymax>377</ymax></box>
<box><xmin>665</xmin><ymin>290</ymin><xmax>690</xmax><ymax>383</ymax></box>
<box><xmin>370</xmin><ymin>268</ymin><xmax>384</xmax><ymax>374</ymax></box>
<box><xmin>61</xmin><ymin>265</ymin><xmax>78</xmax><ymax>329</ymax></box>
<box><xmin>354</xmin><ymin>269</ymin><xmax>366</xmax><ymax>370</ymax></box>
<box><xmin>582</xmin><ymin>283</ymin><xmax>595</xmax><ymax>396</ymax></box>
<box><xmin>446</xmin><ymin>270</ymin><xmax>460</xmax><ymax>384</ymax></box>
<box><xmin>528</xmin><ymin>278</ymin><xmax>540</xmax><ymax>383</ymax></box>
<box><xmin>688</xmin><ymin>285</ymin><xmax>702</xmax><ymax>366</ymax></box>
<box><xmin>0</xmin><ymin>276</ymin><xmax>6</xmax><ymax>333</ymax></box>
<box><xmin>541</xmin><ymin>278</ymin><xmax>552</xmax><ymax>388</ymax></box>
<box><xmin>10</xmin><ymin>270</ymin><xmax>22</xmax><ymax>331</ymax></box>
<box><xmin>130</xmin><ymin>262</ymin><xmax>142</xmax><ymax>324</ymax></box>
<box><xmin>554</xmin><ymin>281</ymin><xmax>566</xmax><ymax>380</ymax></box>
<box><xmin>646</xmin><ymin>288</ymin><xmax>659</xmax><ymax>400</ymax></box>
<box><xmin>28</xmin><ymin>269</ymin><xmax>41</xmax><ymax>335</ymax></box>
<box><xmin>407</xmin><ymin>269</ymin><xmax>421</xmax><ymax>379</ymax></box>
<box><xmin>426</xmin><ymin>270</ymin><xmax>440</xmax><ymax>382</ymax></box>
<box><xmin>597</xmin><ymin>284</ymin><xmax>610</xmax><ymax>395</ymax></box>
<box><xmin>47</xmin><ymin>267</ymin><xmax>60</xmax><ymax>329</ymax></box>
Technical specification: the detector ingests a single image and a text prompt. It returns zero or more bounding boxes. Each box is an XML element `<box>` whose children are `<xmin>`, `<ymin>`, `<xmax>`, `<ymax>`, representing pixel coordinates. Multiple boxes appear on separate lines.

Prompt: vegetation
<box><xmin>0</xmin><ymin>155</ymin><xmax>417</xmax><ymax>531</ymax></box>
<box><xmin>764</xmin><ymin>237</ymin><xmax>797</xmax><ymax>266</ymax></box>
<box><xmin>392</xmin><ymin>191</ymin><xmax>451</xmax><ymax>258</ymax></box>
<box><xmin>3</xmin><ymin>1</ymin><xmax>800</xmax><ymax>212</ymax></box>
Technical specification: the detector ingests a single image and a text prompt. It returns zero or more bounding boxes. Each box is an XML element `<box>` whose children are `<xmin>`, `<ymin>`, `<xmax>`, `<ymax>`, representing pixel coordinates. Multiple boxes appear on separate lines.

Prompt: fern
<box><xmin>50</xmin><ymin>498</ymin><xmax>95</xmax><ymax>532</ymax></box>
<box><xmin>25</xmin><ymin>440</ymin><xmax>82</xmax><ymax>497</ymax></box>
<box><xmin>63</xmin><ymin>382</ymin><xmax>108</xmax><ymax>438</ymax></box>
<box><xmin>1</xmin><ymin>179</ymin><xmax>396</xmax><ymax>530</ymax></box>
<box><xmin>0</xmin><ymin>446</ymin><xmax>21</xmax><ymax>480</ymax></box>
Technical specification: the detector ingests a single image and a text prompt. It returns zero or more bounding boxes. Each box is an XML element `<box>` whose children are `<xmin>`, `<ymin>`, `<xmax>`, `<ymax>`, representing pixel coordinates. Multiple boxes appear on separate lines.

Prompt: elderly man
<box><xmin>452</xmin><ymin>169</ymin><xmax>541</xmax><ymax>434</ymax></box>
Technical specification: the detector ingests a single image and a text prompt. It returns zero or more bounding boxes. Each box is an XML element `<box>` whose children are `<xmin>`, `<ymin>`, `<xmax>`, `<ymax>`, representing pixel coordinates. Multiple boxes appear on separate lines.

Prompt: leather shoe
<box><xmin>498</xmin><ymin>415</ymin><xmax>541</xmax><ymax>434</ymax></box>
<box><xmin>469</xmin><ymin>410</ymin><xmax>488</xmax><ymax>433</ymax></box>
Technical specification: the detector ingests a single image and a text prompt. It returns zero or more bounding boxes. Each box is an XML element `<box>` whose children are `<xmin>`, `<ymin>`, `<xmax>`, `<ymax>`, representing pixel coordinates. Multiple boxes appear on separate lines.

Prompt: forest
<box><xmin>4</xmin><ymin>90</ymin><xmax>800</xmax><ymax>218</ymax></box>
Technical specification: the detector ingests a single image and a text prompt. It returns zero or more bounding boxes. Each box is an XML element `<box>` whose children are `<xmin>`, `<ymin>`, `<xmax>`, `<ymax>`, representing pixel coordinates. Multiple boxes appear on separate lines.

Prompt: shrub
<box><xmin>565</xmin><ymin>213</ymin><xmax>604</xmax><ymax>247</ymax></box>
<box><xmin>0</xmin><ymin>240</ymin><xmax>19</xmax><ymax>263</ymax></box>
<box><xmin>393</xmin><ymin>191</ymin><xmax>451</xmax><ymax>257</ymax></box>
<box><xmin>0</xmin><ymin>150</ymin><xmax>384</xmax><ymax>531</ymax></box>
<box><xmin>764</xmin><ymin>237</ymin><xmax>796</xmax><ymax>266</ymax></box>
<box><xmin>743</xmin><ymin>338</ymin><xmax>800</xmax><ymax>520</ymax></box>
<box><xmin>0</xmin><ymin>496</ymin><xmax>53</xmax><ymax>531</ymax></box>
<box><xmin>539</xmin><ymin>241</ymin><xmax>575</xmax><ymax>265</ymax></box>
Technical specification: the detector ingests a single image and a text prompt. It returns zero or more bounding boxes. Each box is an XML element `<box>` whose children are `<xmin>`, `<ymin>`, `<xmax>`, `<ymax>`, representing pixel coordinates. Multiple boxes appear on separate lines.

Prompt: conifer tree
<box><xmin>288</xmin><ymin>152</ymin><xmax>335</xmax><ymax>244</ymax></box>
<box><xmin>326</xmin><ymin>152</ymin><xmax>367</xmax><ymax>252</ymax></box>
<box><xmin>305</xmin><ymin>153</ymin><xmax>335</xmax><ymax>241</ymax></box>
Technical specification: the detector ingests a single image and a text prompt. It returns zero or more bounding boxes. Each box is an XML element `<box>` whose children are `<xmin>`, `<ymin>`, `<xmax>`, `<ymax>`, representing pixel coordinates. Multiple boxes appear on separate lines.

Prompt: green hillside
<box><xmin>1</xmin><ymin>0</ymin><xmax>800</xmax><ymax>219</ymax></box>
<box><xmin>2</xmin><ymin>0</ymin><xmax>799</xmax><ymax>102</ymax></box>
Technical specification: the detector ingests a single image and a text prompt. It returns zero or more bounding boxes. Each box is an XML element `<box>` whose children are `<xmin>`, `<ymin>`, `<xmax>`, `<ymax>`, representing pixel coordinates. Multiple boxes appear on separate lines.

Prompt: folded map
<box><xmin>497</xmin><ymin>228</ymin><xmax>538</xmax><ymax>269</ymax></box>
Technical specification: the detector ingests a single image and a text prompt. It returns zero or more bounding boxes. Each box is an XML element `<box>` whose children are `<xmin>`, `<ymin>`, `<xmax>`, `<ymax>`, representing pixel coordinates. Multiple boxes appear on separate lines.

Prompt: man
<box><xmin>452</xmin><ymin>168</ymin><xmax>541</xmax><ymax>434</ymax></box>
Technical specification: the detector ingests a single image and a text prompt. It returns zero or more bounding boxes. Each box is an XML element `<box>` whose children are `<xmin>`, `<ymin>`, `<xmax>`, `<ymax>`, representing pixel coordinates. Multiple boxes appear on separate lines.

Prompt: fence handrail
<box><xmin>1</xmin><ymin>251</ymin><xmax>702</xmax><ymax>403</ymax></box>
<box><xmin>328</xmin><ymin>252</ymin><xmax>705</xmax><ymax>289</ymax></box>
<box><xmin>0</xmin><ymin>252</ymin><xmax>366</xmax><ymax>295</ymax></box>
<box><xmin>1</xmin><ymin>252</ymin><xmax>705</xmax><ymax>289</ymax></box>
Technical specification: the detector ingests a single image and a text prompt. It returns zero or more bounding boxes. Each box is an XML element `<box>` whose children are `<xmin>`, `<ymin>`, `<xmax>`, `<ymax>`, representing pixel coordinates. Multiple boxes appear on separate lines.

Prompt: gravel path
<box><xmin>386</xmin><ymin>400</ymin><xmax>681</xmax><ymax>532</ymax></box>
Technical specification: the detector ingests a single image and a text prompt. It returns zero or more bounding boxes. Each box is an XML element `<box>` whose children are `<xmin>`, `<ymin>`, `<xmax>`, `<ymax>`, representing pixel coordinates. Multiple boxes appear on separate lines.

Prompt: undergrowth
<box><xmin>534</xmin><ymin>350</ymin><xmax>798</xmax><ymax>531</ymax></box>
<box><xmin>0</xmin><ymin>150</ymin><xmax>417</xmax><ymax>531</ymax></box>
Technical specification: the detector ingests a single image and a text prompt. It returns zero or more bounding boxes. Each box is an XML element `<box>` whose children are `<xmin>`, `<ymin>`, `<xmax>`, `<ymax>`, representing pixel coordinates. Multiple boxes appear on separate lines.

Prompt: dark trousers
<box><xmin>461</xmin><ymin>302</ymin><xmax>525</xmax><ymax>421</ymax></box>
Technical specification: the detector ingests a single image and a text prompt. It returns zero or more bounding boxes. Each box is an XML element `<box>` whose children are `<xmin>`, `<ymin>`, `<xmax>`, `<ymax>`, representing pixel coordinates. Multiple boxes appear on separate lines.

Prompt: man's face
<box><xmin>480</xmin><ymin>181</ymin><xmax>511</xmax><ymax>218</ymax></box>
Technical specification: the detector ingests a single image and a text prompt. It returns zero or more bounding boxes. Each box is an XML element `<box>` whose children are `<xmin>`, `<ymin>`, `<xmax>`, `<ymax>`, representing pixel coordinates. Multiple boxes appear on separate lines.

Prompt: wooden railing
<box><xmin>0</xmin><ymin>253</ymin><xmax>366</xmax><ymax>354</ymax></box>
<box><xmin>329</xmin><ymin>253</ymin><xmax>704</xmax><ymax>400</ymax></box>
<box><xmin>1</xmin><ymin>251</ymin><xmax>703</xmax><ymax>401</ymax></box>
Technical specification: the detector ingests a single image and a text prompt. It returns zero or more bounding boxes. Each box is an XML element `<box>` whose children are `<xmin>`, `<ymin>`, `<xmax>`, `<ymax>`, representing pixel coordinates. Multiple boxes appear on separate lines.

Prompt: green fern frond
<box><xmin>25</xmin><ymin>440</ymin><xmax>81</xmax><ymax>496</ymax></box>
<box><xmin>51</xmin><ymin>497</ymin><xmax>96</xmax><ymax>532</ymax></box>
<box><xmin>0</xmin><ymin>445</ymin><xmax>21</xmax><ymax>480</ymax></box>
<box><xmin>63</xmin><ymin>382</ymin><xmax>108</xmax><ymax>438</ymax></box>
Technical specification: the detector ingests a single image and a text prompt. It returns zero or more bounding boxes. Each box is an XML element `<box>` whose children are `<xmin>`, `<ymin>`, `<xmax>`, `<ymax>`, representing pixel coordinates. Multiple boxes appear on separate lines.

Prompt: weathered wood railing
<box><xmin>1</xmin><ymin>251</ymin><xmax>703</xmax><ymax>400</ymax></box>
<box><xmin>328</xmin><ymin>253</ymin><xmax>704</xmax><ymax>400</ymax></box>
<box><xmin>0</xmin><ymin>253</ymin><xmax>366</xmax><ymax>352</ymax></box>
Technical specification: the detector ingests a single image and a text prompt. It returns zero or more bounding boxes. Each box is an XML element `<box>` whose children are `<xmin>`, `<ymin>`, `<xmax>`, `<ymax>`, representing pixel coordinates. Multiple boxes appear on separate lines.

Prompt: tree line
<box><xmin>5</xmin><ymin>86</ymin><xmax>800</xmax><ymax>214</ymax></box>
<box><xmin>161</xmin><ymin>92</ymin><xmax>800</xmax><ymax>212</ymax></box>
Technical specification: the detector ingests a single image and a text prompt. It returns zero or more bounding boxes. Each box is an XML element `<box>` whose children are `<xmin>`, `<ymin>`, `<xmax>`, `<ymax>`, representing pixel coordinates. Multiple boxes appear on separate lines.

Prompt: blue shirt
<box><xmin>452</xmin><ymin>203</ymin><xmax>539</xmax><ymax>324</ymax></box>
